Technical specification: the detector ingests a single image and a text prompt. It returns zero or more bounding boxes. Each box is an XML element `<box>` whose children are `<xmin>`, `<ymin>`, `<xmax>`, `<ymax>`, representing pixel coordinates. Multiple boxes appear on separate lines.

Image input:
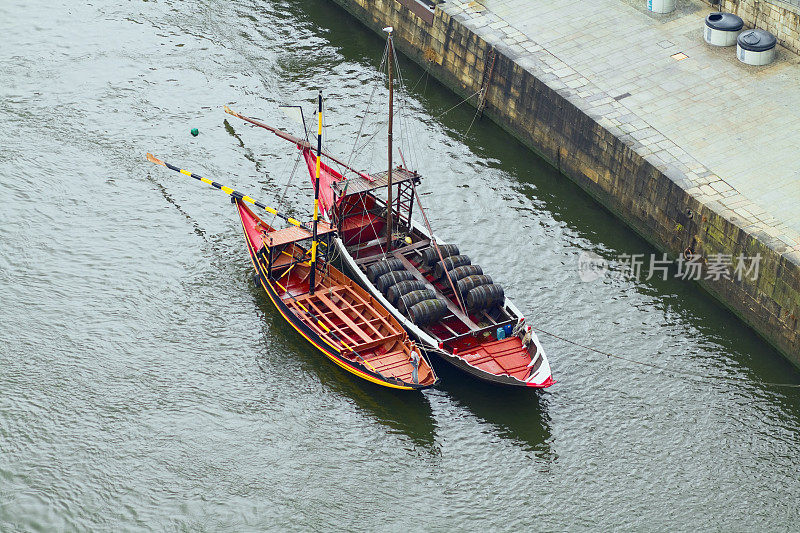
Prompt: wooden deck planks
<box><xmin>320</xmin><ymin>291</ymin><xmax>385</xmax><ymax>338</ymax></box>
<box><xmin>332</xmin><ymin>286</ymin><xmax>399</xmax><ymax>336</ymax></box>
<box><xmin>295</xmin><ymin>298</ymin><xmax>360</xmax><ymax>347</ymax></box>
<box><xmin>313</xmin><ymin>291</ymin><xmax>374</xmax><ymax>344</ymax></box>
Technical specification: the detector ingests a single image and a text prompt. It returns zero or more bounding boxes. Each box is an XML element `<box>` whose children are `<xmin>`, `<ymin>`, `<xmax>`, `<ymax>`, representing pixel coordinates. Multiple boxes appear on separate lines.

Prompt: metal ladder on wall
<box><xmin>477</xmin><ymin>46</ymin><xmax>497</xmax><ymax>116</ymax></box>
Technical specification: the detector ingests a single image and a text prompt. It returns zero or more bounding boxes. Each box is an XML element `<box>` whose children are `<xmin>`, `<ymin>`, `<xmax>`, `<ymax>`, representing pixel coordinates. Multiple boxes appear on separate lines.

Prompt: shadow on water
<box><xmin>245</xmin><ymin>276</ymin><xmax>439</xmax><ymax>451</ymax></box>
<box><xmin>459</xmin><ymin>119</ymin><xmax>800</xmax><ymax>397</ymax></box>
<box><xmin>433</xmin><ymin>361</ymin><xmax>553</xmax><ymax>459</ymax></box>
<box><xmin>223</xmin><ymin>119</ymin><xmax>266</xmax><ymax>174</ymax></box>
<box><xmin>146</xmin><ymin>172</ymin><xmax>208</xmax><ymax>241</ymax></box>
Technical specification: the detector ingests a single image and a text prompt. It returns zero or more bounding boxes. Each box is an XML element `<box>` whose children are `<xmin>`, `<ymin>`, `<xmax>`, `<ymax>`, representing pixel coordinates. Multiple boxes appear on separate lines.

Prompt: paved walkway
<box><xmin>445</xmin><ymin>0</ymin><xmax>800</xmax><ymax>252</ymax></box>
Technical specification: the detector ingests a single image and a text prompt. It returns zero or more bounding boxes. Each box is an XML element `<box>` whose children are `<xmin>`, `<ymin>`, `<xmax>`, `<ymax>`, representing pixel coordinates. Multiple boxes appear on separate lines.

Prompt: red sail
<box><xmin>303</xmin><ymin>148</ymin><xmax>342</xmax><ymax>215</ymax></box>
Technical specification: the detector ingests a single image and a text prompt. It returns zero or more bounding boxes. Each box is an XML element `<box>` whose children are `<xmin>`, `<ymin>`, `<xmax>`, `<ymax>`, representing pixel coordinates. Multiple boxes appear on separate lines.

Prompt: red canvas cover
<box><xmin>302</xmin><ymin>148</ymin><xmax>342</xmax><ymax>215</ymax></box>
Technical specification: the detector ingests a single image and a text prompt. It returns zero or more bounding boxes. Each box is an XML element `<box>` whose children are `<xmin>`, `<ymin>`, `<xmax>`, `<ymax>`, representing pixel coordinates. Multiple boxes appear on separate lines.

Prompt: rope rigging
<box><xmin>268</xmin><ymin>149</ymin><xmax>303</xmax><ymax>228</ymax></box>
<box><xmin>462</xmin><ymin>99</ymin><xmax>483</xmax><ymax>140</ymax></box>
<box><xmin>529</xmin><ymin>326</ymin><xmax>800</xmax><ymax>389</ymax></box>
<box><xmin>433</xmin><ymin>89</ymin><xmax>483</xmax><ymax>120</ymax></box>
<box><xmin>344</xmin><ymin>43</ymin><xmax>389</xmax><ymax>177</ymax></box>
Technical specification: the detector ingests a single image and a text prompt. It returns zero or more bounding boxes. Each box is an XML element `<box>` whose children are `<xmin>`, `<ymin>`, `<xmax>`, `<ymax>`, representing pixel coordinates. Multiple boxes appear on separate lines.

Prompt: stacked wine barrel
<box><xmin>366</xmin><ymin>259</ymin><xmax>447</xmax><ymax>325</ymax></box>
<box><xmin>363</xmin><ymin>243</ymin><xmax>505</xmax><ymax>327</ymax></box>
<box><xmin>425</xmin><ymin>244</ymin><xmax>505</xmax><ymax>312</ymax></box>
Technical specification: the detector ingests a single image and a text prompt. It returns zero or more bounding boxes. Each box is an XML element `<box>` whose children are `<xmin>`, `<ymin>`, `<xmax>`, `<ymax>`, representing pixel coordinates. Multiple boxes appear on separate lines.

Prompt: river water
<box><xmin>2</xmin><ymin>0</ymin><xmax>799</xmax><ymax>530</ymax></box>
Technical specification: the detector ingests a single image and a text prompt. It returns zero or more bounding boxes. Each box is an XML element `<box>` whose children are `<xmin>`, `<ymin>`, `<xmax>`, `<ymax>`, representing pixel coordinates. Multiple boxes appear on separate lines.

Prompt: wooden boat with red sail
<box><xmin>222</xmin><ymin>30</ymin><xmax>553</xmax><ymax>389</ymax></box>
<box><xmin>145</xmin><ymin>143</ymin><xmax>437</xmax><ymax>391</ymax></box>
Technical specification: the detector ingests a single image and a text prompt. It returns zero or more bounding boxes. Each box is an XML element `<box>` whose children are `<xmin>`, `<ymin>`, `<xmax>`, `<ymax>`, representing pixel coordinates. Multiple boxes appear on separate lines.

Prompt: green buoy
<box><xmin>190</xmin><ymin>128</ymin><xmax>199</xmax><ymax>137</ymax></box>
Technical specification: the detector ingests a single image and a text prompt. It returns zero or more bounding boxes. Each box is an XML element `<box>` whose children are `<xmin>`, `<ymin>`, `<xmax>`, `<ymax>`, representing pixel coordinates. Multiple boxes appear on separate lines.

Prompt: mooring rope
<box><xmin>462</xmin><ymin>104</ymin><xmax>482</xmax><ymax>140</ymax></box>
<box><xmin>529</xmin><ymin>326</ymin><xmax>800</xmax><ymax>389</ymax></box>
<box><xmin>390</xmin><ymin>44</ymin><xmax>421</xmax><ymax>171</ymax></box>
<box><xmin>433</xmin><ymin>89</ymin><xmax>482</xmax><ymax>119</ymax></box>
<box><xmin>408</xmin><ymin>67</ymin><xmax>429</xmax><ymax>93</ymax></box>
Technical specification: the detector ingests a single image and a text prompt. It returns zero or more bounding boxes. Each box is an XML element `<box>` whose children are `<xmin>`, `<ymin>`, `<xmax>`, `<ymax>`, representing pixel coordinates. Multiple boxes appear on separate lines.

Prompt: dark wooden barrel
<box><xmin>421</xmin><ymin>244</ymin><xmax>460</xmax><ymax>266</ymax></box>
<box><xmin>466</xmin><ymin>284</ymin><xmax>505</xmax><ymax>310</ymax></box>
<box><xmin>366</xmin><ymin>258</ymin><xmax>405</xmax><ymax>282</ymax></box>
<box><xmin>408</xmin><ymin>299</ymin><xmax>448</xmax><ymax>325</ymax></box>
<box><xmin>399</xmin><ymin>289</ymin><xmax>437</xmax><ymax>313</ymax></box>
<box><xmin>456</xmin><ymin>274</ymin><xmax>493</xmax><ymax>296</ymax></box>
<box><xmin>433</xmin><ymin>254</ymin><xmax>471</xmax><ymax>280</ymax></box>
<box><xmin>446</xmin><ymin>264</ymin><xmax>483</xmax><ymax>285</ymax></box>
<box><xmin>376</xmin><ymin>270</ymin><xmax>415</xmax><ymax>293</ymax></box>
<box><xmin>386</xmin><ymin>280</ymin><xmax>427</xmax><ymax>304</ymax></box>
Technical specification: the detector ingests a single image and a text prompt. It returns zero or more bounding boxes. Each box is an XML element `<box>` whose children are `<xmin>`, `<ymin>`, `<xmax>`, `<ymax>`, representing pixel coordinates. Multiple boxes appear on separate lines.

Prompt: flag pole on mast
<box><xmin>310</xmin><ymin>90</ymin><xmax>323</xmax><ymax>295</ymax></box>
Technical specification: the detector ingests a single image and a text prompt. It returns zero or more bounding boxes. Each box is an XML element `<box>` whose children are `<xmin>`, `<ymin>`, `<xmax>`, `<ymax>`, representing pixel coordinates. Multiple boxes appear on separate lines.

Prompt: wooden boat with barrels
<box><xmin>222</xmin><ymin>30</ymin><xmax>553</xmax><ymax>389</ymax></box>
<box><xmin>300</xmin><ymin>165</ymin><xmax>555</xmax><ymax>388</ymax></box>
<box><xmin>146</xmin><ymin>151</ymin><xmax>437</xmax><ymax>391</ymax></box>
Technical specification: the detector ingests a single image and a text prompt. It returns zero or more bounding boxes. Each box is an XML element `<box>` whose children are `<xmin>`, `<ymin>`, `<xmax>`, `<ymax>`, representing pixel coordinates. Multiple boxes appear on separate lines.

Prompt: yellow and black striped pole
<box><xmin>309</xmin><ymin>90</ymin><xmax>323</xmax><ymax>295</ymax></box>
<box><xmin>146</xmin><ymin>153</ymin><xmax>304</xmax><ymax>228</ymax></box>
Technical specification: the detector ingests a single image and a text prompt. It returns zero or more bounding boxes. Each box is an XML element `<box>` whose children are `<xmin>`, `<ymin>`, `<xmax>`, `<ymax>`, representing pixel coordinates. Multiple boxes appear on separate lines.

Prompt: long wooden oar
<box><xmin>146</xmin><ymin>153</ymin><xmax>305</xmax><ymax>228</ymax></box>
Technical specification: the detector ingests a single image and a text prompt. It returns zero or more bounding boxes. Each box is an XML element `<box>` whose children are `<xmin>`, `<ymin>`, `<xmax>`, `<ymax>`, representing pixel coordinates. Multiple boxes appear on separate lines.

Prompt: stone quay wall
<box><xmin>708</xmin><ymin>0</ymin><xmax>800</xmax><ymax>55</ymax></box>
<box><xmin>330</xmin><ymin>0</ymin><xmax>800</xmax><ymax>365</ymax></box>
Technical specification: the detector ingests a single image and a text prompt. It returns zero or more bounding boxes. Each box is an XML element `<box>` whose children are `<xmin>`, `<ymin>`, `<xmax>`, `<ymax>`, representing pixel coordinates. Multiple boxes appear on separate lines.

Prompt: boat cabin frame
<box><xmin>331</xmin><ymin>167</ymin><xmax>420</xmax><ymax>257</ymax></box>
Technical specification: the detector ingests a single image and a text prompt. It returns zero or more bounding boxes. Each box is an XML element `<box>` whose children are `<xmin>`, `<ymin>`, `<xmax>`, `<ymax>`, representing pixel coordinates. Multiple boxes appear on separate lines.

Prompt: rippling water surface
<box><xmin>2</xmin><ymin>0</ymin><xmax>800</xmax><ymax>530</ymax></box>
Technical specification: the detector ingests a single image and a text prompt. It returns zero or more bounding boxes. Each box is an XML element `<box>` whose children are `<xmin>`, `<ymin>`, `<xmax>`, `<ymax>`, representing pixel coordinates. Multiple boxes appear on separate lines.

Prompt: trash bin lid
<box><xmin>737</xmin><ymin>29</ymin><xmax>777</xmax><ymax>51</ymax></box>
<box><xmin>705</xmin><ymin>12</ymin><xmax>743</xmax><ymax>31</ymax></box>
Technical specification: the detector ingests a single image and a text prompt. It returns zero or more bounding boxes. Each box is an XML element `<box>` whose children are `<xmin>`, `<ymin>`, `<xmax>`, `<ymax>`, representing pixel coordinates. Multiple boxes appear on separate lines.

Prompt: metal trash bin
<box><xmin>704</xmin><ymin>12</ymin><xmax>743</xmax><ymax>46</ymax></box>
<box><xmin>647</xmin><ymin>0</ymin><xmax>676</xmax><ymax>14</ymax></box>
<box><xmin>737</xmin><ymin>29</ymin><xmax>777</xmax><ymax>65</ymax></box>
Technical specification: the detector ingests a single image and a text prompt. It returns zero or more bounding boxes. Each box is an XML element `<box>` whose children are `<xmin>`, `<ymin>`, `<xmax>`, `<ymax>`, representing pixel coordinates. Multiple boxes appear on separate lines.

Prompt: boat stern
<box><xmin>523</xmin><ymin>327</ymin><xmax>554</xmax><ymax>388</ymax></box>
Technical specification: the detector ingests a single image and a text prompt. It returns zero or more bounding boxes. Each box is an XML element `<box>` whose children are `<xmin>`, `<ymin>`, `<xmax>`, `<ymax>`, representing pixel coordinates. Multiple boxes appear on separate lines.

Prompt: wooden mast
<box><xmin>385</xmin><ymin>27</ymin><xmax>394</xmax><ymax>252</ymax></box>
<box><xmin>310</xmin><ymin>90</ymin><xmax>323</xmax><ymax>295</ymax></box>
